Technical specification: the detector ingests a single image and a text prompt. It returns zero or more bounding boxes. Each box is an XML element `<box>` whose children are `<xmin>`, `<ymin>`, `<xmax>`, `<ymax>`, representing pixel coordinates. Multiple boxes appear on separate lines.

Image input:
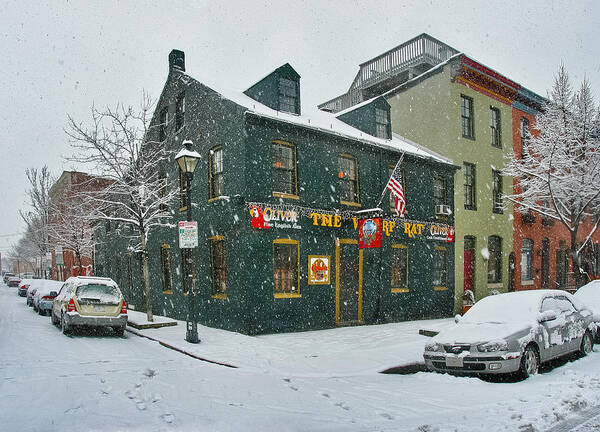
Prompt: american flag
<box><xmin>386</xmin><ymin>159</ymin><xmax>406</xmax><ymax>216</ymax></box>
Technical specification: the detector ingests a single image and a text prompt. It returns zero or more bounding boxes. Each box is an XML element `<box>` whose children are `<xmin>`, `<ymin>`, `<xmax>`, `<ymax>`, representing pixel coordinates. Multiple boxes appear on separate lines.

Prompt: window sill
<box><xmin>464</xmin><ymin>206</ymin><xmax>477</xmax><ymax>211</ymax></box>
<box><xmin>272</xmin><ymin>192</ymin><xmax>299</xmax><ymax>200</ymax></box>
<box><xmin>162</xmin><ymin>290</ymin><xmax>173</xmax><ymax>295</ymax></box>
<box><xmin>462</xmin><ymin>135</ymin><xmax>476</xmax><ymax>141</ymax></box>
<box><xmin>487</xmin><ymin>282</ymin><xmax>503</xmax><ymax>289</ymax></box>
<box><xmin>208</xmin><ymin>196</ymin><xmax>228</xmax><ymax>203</ymax></box>
<box><xmin>434</xmin><ymin>286</ymin><xmax>449</xmax><ymax>291</ymax></box>
<box><xmin>521</xmin><ymin>280</ymin><xmax>534</xmax><ymax>286</ymax></box>
<box><xmin>391</xmin><ymin>288</ymin><xmax>409</xmax><ymax>293</ymax></box>
<box><xmin>274</xmin><ymin>293</ymin><xmax>302</xmax><ymax>299</ymax></box>
<box><xmin>211</xmin><ymin>293</ymin><xmax>227</xmax><ymax>300</ymax></box>
<box><xmin>340</xmin><ymin>200</ymin><xmax>361</xmax><ymax>208</ymax></box>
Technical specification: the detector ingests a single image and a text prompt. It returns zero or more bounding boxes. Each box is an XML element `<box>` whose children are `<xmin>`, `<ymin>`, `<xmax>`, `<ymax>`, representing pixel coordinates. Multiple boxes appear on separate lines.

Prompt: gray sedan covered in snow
<box><xmin>423</xmin><ymin>290</ymin><xmax>595</xmax><ymax>379</ymax></box>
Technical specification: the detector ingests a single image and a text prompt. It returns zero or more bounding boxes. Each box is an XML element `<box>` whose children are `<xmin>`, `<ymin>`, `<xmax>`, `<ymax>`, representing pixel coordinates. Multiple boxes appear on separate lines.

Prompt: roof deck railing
<box><xmin>320</xmin><ymin>34</ymin><xmax>459</xmax><ymax>113</ymax></box>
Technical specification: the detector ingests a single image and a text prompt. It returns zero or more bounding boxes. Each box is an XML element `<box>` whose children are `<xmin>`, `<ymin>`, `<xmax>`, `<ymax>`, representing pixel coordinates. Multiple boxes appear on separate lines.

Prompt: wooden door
<box><xmin>464</xmin><ymin>250</ymin><xmax>474</xmax><ymax>293</ymax></box>
<box><xmin>336</xmin><ymin>239</ymin><xmax>363</xmax><ymax>324</ymax></box>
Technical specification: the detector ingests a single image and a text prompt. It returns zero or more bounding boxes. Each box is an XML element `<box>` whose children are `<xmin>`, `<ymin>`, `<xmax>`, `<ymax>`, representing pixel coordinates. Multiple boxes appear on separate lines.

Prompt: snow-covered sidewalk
<box><xmin>125</xmin><ymin>310</ymin><xmax>454</xmax><ymax>377</ymax></box>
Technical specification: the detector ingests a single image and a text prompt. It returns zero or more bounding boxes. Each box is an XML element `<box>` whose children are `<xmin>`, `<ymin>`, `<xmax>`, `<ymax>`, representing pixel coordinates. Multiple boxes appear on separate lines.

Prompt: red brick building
<box><xmin>511</xmin><ymin>92</ymin><xmax>600</xmax><ymax>291</ymax></box>
<box><xmin>48</xmin><ymin>171</ymin><xmax>112</xmax><ymax>281</ymax></box>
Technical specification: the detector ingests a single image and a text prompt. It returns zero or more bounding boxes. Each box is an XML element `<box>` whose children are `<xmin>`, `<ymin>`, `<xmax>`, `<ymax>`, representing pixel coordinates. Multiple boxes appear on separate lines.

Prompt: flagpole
<box><xmin>376</xmin><ymin>152</ymin><xmax>405</xmax><ymax>209</ymax></box>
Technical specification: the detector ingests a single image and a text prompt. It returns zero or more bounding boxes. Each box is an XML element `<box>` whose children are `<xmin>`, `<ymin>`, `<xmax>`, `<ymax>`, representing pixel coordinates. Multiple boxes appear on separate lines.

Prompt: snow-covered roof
<box><xmin>32</xmin><ymin>280</ymin><xmax>63</xmax><ymax>295</ymax></box>
<box><xmin>66</xmin><ymin>276</ymin><xmax>118</xmax><ymax>287</ymax></box>
<box><xmin>177</xmin><ymin>71</ymin><xmax>455</xmax><ymax>167</ymax></box>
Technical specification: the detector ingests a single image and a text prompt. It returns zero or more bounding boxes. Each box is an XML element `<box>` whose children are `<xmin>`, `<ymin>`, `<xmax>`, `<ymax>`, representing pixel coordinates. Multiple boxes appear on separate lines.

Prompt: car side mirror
<box><xmin>50</xmin><ymin>291</ymin><xmax>57</xmax><ymax>297</ymax></box>
<box><xmin>538</xmin><ymin>310</ymin><xmax>557</xmax><ymax>323</ymax></box>
<box><xmin>454</xmin><ymin>314</ymin><xmax>462</xmax><ymax>324</ymax></box>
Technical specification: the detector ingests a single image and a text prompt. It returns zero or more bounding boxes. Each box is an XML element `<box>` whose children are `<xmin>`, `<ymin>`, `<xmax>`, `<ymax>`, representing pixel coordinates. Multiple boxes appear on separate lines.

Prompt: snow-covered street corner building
<box><xmin>94</xmin><ymin>49</ymin><xmax>459</xmax><ymax>334</ymax></box>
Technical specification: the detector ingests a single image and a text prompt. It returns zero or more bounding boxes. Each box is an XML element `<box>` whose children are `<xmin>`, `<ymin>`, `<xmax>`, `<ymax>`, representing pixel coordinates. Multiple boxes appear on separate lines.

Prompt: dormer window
<box><xmin>279</xmin><ymin>78</ymin><xmax>298</xmax><ymax>114</ymax></box>
<box><xmin>375</xmin><ymin>108</ymin><xmax>390</xmax><ymax>139</ymax></box>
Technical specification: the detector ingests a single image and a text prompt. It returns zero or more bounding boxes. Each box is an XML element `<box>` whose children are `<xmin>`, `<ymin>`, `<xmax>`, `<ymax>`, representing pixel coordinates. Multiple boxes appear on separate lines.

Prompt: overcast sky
<box><xmin>1</xmin><ymin>0</ymin><xmax>599</xmax><ymax>256</ymax></box>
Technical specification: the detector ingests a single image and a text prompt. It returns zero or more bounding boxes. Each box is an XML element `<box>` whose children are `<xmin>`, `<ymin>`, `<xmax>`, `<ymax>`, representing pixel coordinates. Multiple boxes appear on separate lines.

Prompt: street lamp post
<box><xmin>175</xmin><ymin>140</ymin><xmax>201</xmax><ymax>344</ymax></box>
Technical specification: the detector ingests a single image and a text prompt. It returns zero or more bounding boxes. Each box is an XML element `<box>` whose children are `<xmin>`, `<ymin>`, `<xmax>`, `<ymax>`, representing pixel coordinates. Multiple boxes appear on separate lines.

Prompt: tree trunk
<box><xmin>140</xmin><ymin>228</ymin><xmax>154</xmax><ymax>322</ymax></box>
<box><xmin>569</xmin><ymin>229</ymin><xmax>585</xmax><ymax>289</ymax></box>
<box><xmin>75</xmin><ymin>250</ymin><xmax>83</xmax><ymax>276</ymax></box>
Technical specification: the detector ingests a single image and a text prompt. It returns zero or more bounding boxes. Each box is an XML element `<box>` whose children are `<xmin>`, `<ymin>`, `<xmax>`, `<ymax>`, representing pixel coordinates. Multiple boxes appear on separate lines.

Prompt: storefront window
<box><xmin>210</xmin><ymin>237</ymin><xmax>226</xmax><ymax>297</ymax></box>
<box><xmin>433</xmin><ymin>246</ymin><xmax>448</xmax><ymax>288</ymax></box>
<box><xmin>273</xmin><ymin>239</ymin><xmax>300</xmax><ymax>297</ymax></box>
<box><xmin>160</xmin><ymin>244</ymin><xmax>173</xmax><ymax>294</ymax></box>
<box><xmin>391</xmin><ymin>245</ymin><xmax>408</xmax><ymax>292</ymax></box>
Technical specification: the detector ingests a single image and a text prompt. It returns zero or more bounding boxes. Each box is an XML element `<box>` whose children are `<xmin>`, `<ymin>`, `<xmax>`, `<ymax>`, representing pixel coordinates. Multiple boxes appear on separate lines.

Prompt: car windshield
<box><xmin>76</xmin><ymin>284</ymin><xmax>120</xmax><ymax>304</ymax></box>
<box><xmin>462</xmin><ymin>293</ymin><xmax>540</xmax><ymax>324</ymax></box>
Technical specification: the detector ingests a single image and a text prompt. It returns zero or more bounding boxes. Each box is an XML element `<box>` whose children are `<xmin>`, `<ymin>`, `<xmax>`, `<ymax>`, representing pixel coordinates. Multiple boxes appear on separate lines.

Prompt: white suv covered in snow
<box><xmin>51</xmin><ymin>276</ymin><xmax>127</xmax><ymax>336</ymax></box>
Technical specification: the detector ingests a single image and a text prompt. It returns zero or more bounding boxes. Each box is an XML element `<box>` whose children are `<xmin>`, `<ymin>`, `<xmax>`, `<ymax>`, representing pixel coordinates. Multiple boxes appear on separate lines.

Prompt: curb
<box><xmin>127</xmin><ymin>320</ymin><xmax>177</xmax><ymax>330</ymax></box>
<box><xmin>380</xmin><ymin>363</ymin><xmax>428</xmax><ymax>374</ymax></box>
<box><xmin>125</xmin><ymin>327</ymin><xmax>237</xmax><ymax>368</ymax></box>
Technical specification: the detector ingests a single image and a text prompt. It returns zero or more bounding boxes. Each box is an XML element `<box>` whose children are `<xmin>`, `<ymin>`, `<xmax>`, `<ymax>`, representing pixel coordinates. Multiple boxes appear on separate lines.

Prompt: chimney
<box><xmin>169</xmin><ymin>49</ymin><xmax>185</xmax><ymax>73</ymax></box>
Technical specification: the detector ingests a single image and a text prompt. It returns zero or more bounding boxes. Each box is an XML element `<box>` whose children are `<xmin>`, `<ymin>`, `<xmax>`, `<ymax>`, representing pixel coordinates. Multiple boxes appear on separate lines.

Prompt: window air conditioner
<box><xmin>435</xmin><ymin>204</ymin><xmax>452</xmax><ymax>216</ymax></box>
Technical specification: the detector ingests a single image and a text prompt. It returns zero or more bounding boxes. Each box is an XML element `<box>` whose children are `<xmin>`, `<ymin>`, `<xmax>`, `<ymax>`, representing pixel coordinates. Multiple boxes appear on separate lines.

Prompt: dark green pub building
<box><xmin>96</xmin><ymin>49</ymin><xmax>458</xmax><ymax>335</ymax></box>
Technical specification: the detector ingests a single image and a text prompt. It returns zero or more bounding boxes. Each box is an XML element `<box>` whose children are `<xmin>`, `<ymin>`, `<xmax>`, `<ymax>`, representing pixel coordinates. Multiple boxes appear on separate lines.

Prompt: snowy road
<box><xmin>2</xmin><ymin>285</ymin><xmax>600</xmax><ymax>432</ymax></box>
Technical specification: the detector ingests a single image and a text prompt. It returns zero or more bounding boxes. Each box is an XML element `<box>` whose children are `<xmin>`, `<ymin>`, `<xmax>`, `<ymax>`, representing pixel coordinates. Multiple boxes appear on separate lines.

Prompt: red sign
<box><xmin>358</xmin><ymin>218</ymin><xmax>381</xmax><ymax>249</ymax></box>
<box><xmin>250</xmin><ymin>206</ymin><xmax>271</xmax><ymax>229</ymax></box>
<box><xmin>446</xmin><ymin>227</ymin><xmax>455</xmax><ymax>243</ymax></box>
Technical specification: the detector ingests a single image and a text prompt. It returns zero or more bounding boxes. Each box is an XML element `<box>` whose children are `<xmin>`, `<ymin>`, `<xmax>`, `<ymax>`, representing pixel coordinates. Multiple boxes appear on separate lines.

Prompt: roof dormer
<box><xmin>336</xmin><ymin>96</ymin><xmax>391</xmax><ymax>139</ymax></box>
<box><xmin>244</xmin><ymin>63</ymin><xmax>301</xmax><ymax>115</ymax></box>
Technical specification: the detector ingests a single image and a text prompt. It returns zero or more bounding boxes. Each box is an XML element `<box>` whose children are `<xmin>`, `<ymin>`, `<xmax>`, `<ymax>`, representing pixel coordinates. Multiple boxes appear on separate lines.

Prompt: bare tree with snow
<box><xmin>504</xmin><ymin>65</ymin><xmax>600</xmax><ymax>287</ymax></box>
<box><xmin>65</xmin><ymin>94</ymin><xmax>179</xmax><ymax>322</ymax></box>
<box><xmin>19</xmin><ymin>166</ymin><xmax>53</xmax><ymax>277</ymax></box>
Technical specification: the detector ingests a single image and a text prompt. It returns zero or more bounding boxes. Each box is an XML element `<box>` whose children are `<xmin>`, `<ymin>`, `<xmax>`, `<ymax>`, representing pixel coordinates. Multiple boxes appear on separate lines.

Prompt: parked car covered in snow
<box><xmin>9</xmin><ymin>276</ymin><xmax>22</xmax><ymax>288</ymax></box>
<box><xmin>32</xmin><ymin>280</ymin><xmax>64</xmax><ymax>315</ymax></box>
<box><xmin>17</xmin><ymin>279</ymin><xmax>34</xmax><ymax>297</ymax></box>
<box><xmin>25</xmin><ymin>282</ymin><xmax>38</xmax><ymax>305</ymax></box>
<box><xmin>574</xmin><ymin>280</ymin><xmax>600</xmax><ymax>341</ymax></box>
<box><xmin>423</xmin><ymin>290</ymin><xmax>594</xmax><ymax>379</ymax></box>
<box><xmin>3</xmin><ymin>272</ymin><xmax>15</xmax><ymax>284</ymax></box>
<box><xmin>51</xmin><ymin>276</ymin><xmax>127</xmax><ymax>336</ymax></box>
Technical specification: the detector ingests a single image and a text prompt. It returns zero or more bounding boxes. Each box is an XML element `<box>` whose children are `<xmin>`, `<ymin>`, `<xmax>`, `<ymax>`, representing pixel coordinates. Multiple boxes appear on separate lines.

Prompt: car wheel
<box><xmin>61</xmin><ymin>313</ymin><xmax>71</xmax><ymax>335</ymax></box>
<box><xmin>519</xmin><ymin>344</ymin><xmax>539</xmax><ymax>379</ymax></box>
<box><xmin>579</xmin><ymin>331</ymin><xmax>594</xmax><ymax>356</ymax></box>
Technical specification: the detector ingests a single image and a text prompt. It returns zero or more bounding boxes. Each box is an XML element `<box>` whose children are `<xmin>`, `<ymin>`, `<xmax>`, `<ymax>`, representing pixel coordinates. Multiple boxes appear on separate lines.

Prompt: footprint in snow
<box><xmin>334</xmin><ymin>402</ymin><xmax>350</xmax><ymax>411</ymax></box>
<box><xmin>160</xmin><ymin>413</ymin><xmax>175</xmax><ymax>424</ymax></box>
<box><xmin>136</xmin><ymin>402</ymin><xmax>147</xmax><ymax>411</ymax></box>
<box><xmin>380</xmin><ymin>413</ymin><xmax>393</xmax><ymax>420</ymax></box>
<box><xmin>143</xmin><ymin>368</ymin><xmax>157</xmax><ymax>378</ymax></box>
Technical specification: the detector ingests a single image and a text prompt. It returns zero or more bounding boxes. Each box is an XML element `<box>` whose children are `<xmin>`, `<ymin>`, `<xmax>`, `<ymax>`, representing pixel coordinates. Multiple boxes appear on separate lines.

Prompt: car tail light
<box><xmin>42</xmin><ymin>295</ymin><xmax>54</xmax><ymax>300</ymax></box>
<box><xmin>120</xmin><ymin>300</ymin><xmax>127</xmax><ymax>314</ymax></box>
<box><xmin>67</xmin><ymin>298</ymin><xmax>77</xmax><ymax>312</ymax></box>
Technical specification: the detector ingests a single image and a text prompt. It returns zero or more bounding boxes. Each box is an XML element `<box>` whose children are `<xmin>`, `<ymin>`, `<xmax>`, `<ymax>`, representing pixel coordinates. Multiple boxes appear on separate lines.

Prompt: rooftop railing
<box><xmin>320</xmin><ymin>34</ymin><xmax>459</xmax><ymax>113</ymax></box>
